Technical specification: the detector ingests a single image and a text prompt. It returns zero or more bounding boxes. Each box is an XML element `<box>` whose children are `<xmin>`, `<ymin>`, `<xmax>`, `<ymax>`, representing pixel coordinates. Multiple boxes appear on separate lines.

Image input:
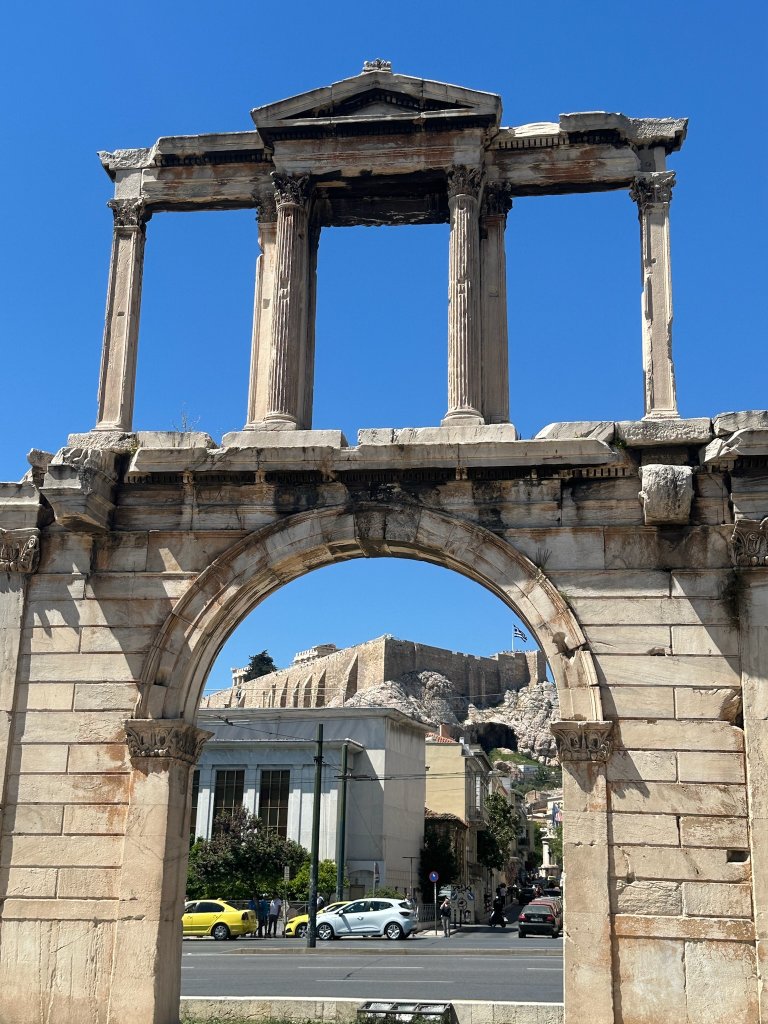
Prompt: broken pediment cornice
<box><xmin>559</xmin><ymin>112</ymin><xmax>688</xmax><ymax>152</ymax></box>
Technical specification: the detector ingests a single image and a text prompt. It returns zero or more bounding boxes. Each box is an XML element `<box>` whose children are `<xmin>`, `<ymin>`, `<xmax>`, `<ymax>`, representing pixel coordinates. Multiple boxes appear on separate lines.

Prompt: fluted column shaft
<box><xmin>443</xmin><ymin>166</ymin><xmax>484</xmax><ymax>426</ymax></box>
<box><xmin>480</xmin><ymin>183</ymin><xmax>513</xmax><ymax>423</ymax></box>
<box><xmin>630</xmin><ymin>171</ymin><xmax>679</xmax><ymax>419</ymax></box>
<box><xmin>95</xmin><ymin>199</ymin><xmax>151</xmax><ymax>431</ymax></box>
<box><xmin>265</xmin><ymin>174</ymin><xmax>311</xmax><ymax>428</ymax></box>
<box><xmin>245</xmin><ymin>193</ymin><xmax>278</xmax><ymax>427</ymax></box>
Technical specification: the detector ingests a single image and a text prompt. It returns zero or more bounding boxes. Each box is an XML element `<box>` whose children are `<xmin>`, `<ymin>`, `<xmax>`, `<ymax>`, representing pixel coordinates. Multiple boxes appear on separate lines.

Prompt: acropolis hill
<box><xmin>201</xmin><ymin>636</ymin><xmax>559</xmax><ymax>761</ymax></box>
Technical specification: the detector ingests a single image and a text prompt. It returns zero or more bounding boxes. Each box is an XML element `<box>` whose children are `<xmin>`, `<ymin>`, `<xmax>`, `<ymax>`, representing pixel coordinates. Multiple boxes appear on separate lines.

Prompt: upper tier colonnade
<box><xmin>95</xmin><ymin>59</ymin><xmax>687</xmax><ymax>440</ymax></box>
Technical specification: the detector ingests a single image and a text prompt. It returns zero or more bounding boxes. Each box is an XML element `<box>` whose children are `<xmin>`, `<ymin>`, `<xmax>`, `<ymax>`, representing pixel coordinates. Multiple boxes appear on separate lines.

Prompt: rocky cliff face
<box><xmin>337</xmin><ymin>668</ymin><xmax>559</xmax><ymax>764</ymax></box>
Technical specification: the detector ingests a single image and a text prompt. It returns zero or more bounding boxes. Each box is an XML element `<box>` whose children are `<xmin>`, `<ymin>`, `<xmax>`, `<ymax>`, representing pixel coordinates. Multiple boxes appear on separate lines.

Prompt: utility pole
<box><xmin>335</xmin><ymin>742</ymin><xmax>349</xmax><ymax>902</ymax></box>
<box><xmin>307</xmin><ymin>723</ymin><xmax>323</xmax><ymax>949</ymax></box>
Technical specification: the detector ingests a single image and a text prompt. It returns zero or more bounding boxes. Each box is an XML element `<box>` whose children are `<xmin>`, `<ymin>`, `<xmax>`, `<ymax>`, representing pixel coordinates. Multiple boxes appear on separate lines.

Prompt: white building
<box><xmin>192</xmin><ymin>706</ymin><xmax>429</xmax><ymax>897</ymax></box>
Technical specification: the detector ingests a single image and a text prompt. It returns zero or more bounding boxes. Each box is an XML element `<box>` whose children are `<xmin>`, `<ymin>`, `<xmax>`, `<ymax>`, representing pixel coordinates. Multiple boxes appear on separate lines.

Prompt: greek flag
<box><xmin>513</xmin><ymin>625</ymin><xmax>528</xmax><ymax>643</ymax></box>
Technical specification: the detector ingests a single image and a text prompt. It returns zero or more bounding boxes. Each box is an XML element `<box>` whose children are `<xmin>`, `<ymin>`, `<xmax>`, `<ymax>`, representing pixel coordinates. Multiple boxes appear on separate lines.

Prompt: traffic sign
<box><xmin>429</xmin><ymin>871</ymin><xmax>439</xmax><ymax>883</ymax></box>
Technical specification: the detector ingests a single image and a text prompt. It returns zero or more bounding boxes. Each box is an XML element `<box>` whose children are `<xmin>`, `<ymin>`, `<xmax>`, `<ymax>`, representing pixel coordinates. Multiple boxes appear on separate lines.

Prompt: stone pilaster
<box><xmin>264</xmin><ymin>173</ymin><xmax>311</xmax><ymax>428</ymax></box>
<box><xmin>245</xmin><ymin>192</ymin><xmax>278</xmax><ymax>428</ymax></box>
<box><xmin>95</xmin><ymin>198</ymin><xmax>151</xmax><ymax>432</ymax></box>
<box><xmin>443</xmin><ymin>166</ymin><xmax>484</xmax><ymax>426</ymax></box>
<box><xmin>108</xmin><ymin>720</ymin><xmax>211</xmax><ymax>1023</ymax></box>
<box><xmin>480</xmin><ymin>182</ymin><xmax>512</xmax><ymax>424</ymax></box>
<box><xmin>551</xmin><ymin>719</ymin><xmax>615</xmax><ymax>1024</ymax></box>
<box><xmin>630</xmin><ymin>172</ymin><xmax>679</xmax><ymax>420</ymax></box>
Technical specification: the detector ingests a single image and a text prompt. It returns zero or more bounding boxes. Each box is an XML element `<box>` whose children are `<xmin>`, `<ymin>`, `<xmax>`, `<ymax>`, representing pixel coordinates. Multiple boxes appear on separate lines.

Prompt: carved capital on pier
<box><xmin>629</xmin><ymin>171</ymin><xmax>676</xmax><ymax>212</ymax></box>
<box><xmin>731</xmin><ymin>518</ymin><xmax>768</xmax><ymax>567</ymax></box>
<box><xmin>125</xmin><ymin>719</ymin><xmax>212</xmax><ymax>767</ymax></box>
<box><xmin>0</xmin><ymin>528</ymin><xmax>40</xmax><ymax>575</ymax></box>
<box><xmin>483</xmin><ymin>181</ymin><xmax>513</xmax><ymax>218</ymax></box>
<box><xmin>447</xmin><ymin>165</ymin><xmax>483</xmax><ymax>201</ymax></box>
<box><xmin>271</xmin><ymin>172</ymin><xmax>311</xmax><ymax>209</ymax></box>
<box><xmin>550</xmin><ymin>720</ymin><xmax>613</xmax><ymax>763</ymax></box>
<box><xmin>108</xmin><ymin>198</ymin><xmax>151</xmax><ymax>230</ymax></box>
<box><xmin>254</xmin><ymin>189</ymin><xmax>277</xmax><ymax>222</ymax></box>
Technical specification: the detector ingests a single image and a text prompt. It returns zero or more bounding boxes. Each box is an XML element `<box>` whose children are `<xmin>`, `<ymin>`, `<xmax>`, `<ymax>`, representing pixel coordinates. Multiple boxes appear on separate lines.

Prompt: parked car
<box><xmin>316</xmin><ymin>898</ymin><xmax>418</xmax><ymax>940</ymax></box>
<box><xmin>517</xmin><ymin>901</ymin><xmax>561</xmax><ymax>939</ymax></box>
<box><xmin>284</xmin><ymin>901</ymin><xmax>348</xmax><ymax>938</ymax></box>
<box><xmin>529</xmin><ymin>896</ymin><xmax>563</xmax><ymax>929</ymax></box>
<box><xmin>182</xmin><ymin>899</ymin><xmax>256</xmax><ymax>940</ymax></box>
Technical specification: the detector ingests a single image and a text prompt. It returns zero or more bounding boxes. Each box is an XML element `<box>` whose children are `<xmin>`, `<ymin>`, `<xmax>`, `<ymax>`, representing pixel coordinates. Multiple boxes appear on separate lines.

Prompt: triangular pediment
<box><xmin>251</xmin><ymin>67</ymin><xmax>501</xmax><ymax>135</ymax></box>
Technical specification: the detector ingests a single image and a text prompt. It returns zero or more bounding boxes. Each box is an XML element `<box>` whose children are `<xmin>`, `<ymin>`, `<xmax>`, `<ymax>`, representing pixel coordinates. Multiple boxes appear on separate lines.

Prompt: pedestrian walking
<box><xmin>258</xmin><ymin>893</ymin><xmax>270</xmax><ymax>937</ymax></box>
<box><xmin>439</xmin><ymin>896</ymin><xmax>451</xmax><ymax>937</ymax></box>
<box><xmin>268</xmin><ymin>894</ymin><xmax>282</xmax><ymax>936</ymax></box>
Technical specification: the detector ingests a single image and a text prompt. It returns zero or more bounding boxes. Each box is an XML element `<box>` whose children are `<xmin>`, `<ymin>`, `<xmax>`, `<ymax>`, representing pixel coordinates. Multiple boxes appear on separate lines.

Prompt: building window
<box><xmin>213</xmin><ymin>768</ymin><xmax>245</xmax><ymax>827</ymax></box>
<box><xmin>189</xmin><ymin>769</ymin><xmax>200</xmax><ymax>842</ymax></box>
<box><xmin>259</xmin><ymin>769</ymin><xmax>290</xmax><ymax>836</ymax></box>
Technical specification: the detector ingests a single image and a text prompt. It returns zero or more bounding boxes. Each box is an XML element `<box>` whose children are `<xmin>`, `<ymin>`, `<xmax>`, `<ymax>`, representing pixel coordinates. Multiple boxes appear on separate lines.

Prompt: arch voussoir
<box><xmin>139</xmin><ymin>503</ymin><xmax>606</xmax><ymax>724</ymax></box>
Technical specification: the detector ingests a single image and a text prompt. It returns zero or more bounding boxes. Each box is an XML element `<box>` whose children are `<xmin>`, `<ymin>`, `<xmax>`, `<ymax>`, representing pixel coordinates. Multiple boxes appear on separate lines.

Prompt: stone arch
<box><xmin>117</xmin><ymin>502</ymin><xmax>615</xmax><ymax>1024</ymax></box>
<box><xmin>138</xmin><ymin>503</ymin><xmax>605</xmax><ymax>725</ymax></box>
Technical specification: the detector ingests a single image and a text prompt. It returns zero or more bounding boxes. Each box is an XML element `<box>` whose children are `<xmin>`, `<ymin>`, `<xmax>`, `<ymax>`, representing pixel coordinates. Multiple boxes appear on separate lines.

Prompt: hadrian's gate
<box><xmin>1</xmin><ymin>62</ymin><xmax>767</xmax><ymax>1024</ymax></box>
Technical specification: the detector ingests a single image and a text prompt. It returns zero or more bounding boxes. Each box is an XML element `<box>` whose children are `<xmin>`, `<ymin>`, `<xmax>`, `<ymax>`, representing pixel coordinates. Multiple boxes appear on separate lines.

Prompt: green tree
<box><xmin>287</xmin><ymin>859</ymin><xmax>345</xmax><ymax>900</ymax></box>
<box><xmin>418</xmin><ymin>822</ymin><xmax>458</xmax><ymax>893</ymax></box>
<box><xmin>477</xmin><ymin>791</ymin><xmax>517</xmax><ymax>872</ymax></box>
<box><xmin>243</xmin><ymin>650</ymin><xmax>277</xmax><ymax>681</ymax></box>
<box><xmin>187</xmin><ymin>805</ymin><xmax>307</xmax><ymax>899</ymax></box>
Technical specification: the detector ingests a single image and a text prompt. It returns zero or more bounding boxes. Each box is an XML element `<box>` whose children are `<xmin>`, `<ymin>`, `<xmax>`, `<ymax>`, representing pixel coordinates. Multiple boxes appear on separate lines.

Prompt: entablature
<box><xmin>97</xmin><ymin>67</ymin><xmax>686</xmax><ymax>219</ymax></box>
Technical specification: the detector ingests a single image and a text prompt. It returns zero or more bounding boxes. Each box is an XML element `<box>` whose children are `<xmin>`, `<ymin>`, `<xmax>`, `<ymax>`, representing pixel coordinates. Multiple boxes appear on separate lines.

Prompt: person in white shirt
<box><xmin>268</xmin><ymin>895</ymin><xmax>282</xmax><ymax>936</ymax></box>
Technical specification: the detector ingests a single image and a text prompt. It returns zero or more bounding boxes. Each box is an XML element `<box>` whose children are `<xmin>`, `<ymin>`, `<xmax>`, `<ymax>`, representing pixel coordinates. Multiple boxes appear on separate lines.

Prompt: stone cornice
<box><xmin>731</xmin><ymin>519</ymin><xmax>768</xmax><ymax>568</ymax></box>
<box><xmin>0</xmin><ymin>528</ymin><xmax>40</xmax><ymax>575</ymax></box>
<box><xmin>550</xmin><ymin>720</ymin><xmax>613</xmax><ymax>763</ymax></box>
<box><xmin>629</xmin><ymin>171</ymin><xmax>676</xmax><ymax>212</ymax></box>
<box><xmin>125</xmin><ymin>719</ymin><xmax>212</xmax><ymax>767</ymax></box>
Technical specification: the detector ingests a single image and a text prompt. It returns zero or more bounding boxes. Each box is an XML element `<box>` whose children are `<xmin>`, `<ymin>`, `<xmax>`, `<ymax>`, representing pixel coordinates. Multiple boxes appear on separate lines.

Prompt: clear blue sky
<box><xmin>1</xmin><ymin>1</ymin><xmax>765</xmax><ymax>686</ymax></box>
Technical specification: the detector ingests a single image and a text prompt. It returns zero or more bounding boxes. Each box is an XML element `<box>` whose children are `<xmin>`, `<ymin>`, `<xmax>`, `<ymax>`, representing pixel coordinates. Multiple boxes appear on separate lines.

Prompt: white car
<box><xmin>316</xmin><ymin>898</ymin><xmax>417</xmax><ymax>940</ymax></box>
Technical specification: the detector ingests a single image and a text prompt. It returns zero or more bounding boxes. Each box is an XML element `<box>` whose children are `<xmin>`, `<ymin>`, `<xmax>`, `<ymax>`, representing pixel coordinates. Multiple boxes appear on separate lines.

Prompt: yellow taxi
<box><xmin>284</xmin><ymin>901</ymin><xmax>347</xmax><ymax>938</ymax></box>
<box><xmin>182</xmin><ymin>899</ymin><xmax>256</xmax><ymax>940</ymax></box>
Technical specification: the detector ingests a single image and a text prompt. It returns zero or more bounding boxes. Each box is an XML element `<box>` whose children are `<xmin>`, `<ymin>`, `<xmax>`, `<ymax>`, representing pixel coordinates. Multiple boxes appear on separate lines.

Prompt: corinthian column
<box><xmin>244</xmin><ymin>191</ymin><xmax>278</xmax><ymax>428</ymax></box>
<box><xmin>630</xmin><ymin>171</ymin><xmax>679</xmax><ymax>419</ymax></box>
<box><xmin>264</xmin><ymin>173</ymin><xmax>311</xmax><ymax>428</ymax></box>
<box><xmin>95</xmin><ymin>198</ymin><xmax>151</xmax><ymax>431</ymax></box>
<box><xmin>442</xmin><ymin>166</ymin><xmax>484</xmax><ymax>426</ymax></box>
<box><xmin>480</xmin><ymin>182</ymin><xmax>513</xmax><ymax>423</ymax></box>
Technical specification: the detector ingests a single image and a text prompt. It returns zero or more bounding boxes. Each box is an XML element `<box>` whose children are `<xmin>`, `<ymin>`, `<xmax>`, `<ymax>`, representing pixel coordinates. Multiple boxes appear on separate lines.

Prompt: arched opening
<box><xmin>122</xmin><ymin>505</ymin><xmax>613</xmax><ymax>1021</ymax></box>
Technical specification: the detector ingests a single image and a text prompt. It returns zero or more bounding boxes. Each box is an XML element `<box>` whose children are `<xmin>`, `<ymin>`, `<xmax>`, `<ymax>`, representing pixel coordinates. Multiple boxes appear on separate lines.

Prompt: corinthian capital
<box><xmin>0</xmin><ymin>528</ymin><xmax>40</xmax><ymax>574</ymax></box>
<box><xmin>125</xmin><ymin>719</ymin><xmax>212</xmax><ymax>767</ymax></box>
<box><xmin>271</xmin><ymin>172</ymin><xmax>311</xmax><ymax>209</ymax></box>
<box><xmin>731</xmin><ymin>518</ymin><xmax>768</xmax><ymax>567</ymax></box>
<box><xmin>629</xmin><ymin>171</ymin><xmax>676</xmax><ymax>212</ymax></box>
<box><xmin>447</xmin><ymin>165</ymin><xmax>484</xmax><ymax>201</ymax></box>
<box><xmin>483</xmin><ymin>181</ymin><xmax>513</xmax><ymax>218</ymax></box>
<box><xmin>254</xmin><ymin>189</ymin><xmax>277</xmax><ymax>222</ymax></box>
<box><xmin>550</xmin><ymin>720</ymin><xmax>613</xmax><ymax>763</ymax></box>
<box><xmin>108</xmin><ymin>197</ymin><xmax>151</xmax><ymax>229</ymax></box>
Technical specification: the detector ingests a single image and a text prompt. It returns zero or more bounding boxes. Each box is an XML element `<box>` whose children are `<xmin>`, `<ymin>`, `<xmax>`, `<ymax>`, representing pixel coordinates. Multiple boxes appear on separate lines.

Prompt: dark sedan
<box><xmin>517</xmin><ymin>902</ymin><xmax>561</xmax><ymax>938</ymax></box>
